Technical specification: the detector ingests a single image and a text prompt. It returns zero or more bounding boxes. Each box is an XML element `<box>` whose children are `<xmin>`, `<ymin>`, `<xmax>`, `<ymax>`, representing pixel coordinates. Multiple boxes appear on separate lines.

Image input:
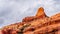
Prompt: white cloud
<box><xmin>0</xmin><ymin>0</ymin><xmax>60</xmax><ymax>28</ymax></box>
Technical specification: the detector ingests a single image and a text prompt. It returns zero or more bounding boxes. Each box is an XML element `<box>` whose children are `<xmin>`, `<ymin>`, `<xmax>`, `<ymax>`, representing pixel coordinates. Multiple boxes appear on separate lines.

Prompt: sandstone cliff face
<box><xmin>0</xmin><ymin>7</ymin><xmax>60</xmax><ymax>34</ymax></box>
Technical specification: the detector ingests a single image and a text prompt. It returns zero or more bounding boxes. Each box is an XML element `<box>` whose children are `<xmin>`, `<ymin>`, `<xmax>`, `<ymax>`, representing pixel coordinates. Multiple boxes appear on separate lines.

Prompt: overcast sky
<box><xmin>0</xmin><ymin>0</ymin><xmax>60</xmax><ymax>28</ymax></box>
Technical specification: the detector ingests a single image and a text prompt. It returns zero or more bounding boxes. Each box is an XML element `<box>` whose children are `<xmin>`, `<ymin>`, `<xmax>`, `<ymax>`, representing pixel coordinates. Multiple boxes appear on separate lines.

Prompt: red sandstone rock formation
<box><xmin>0</xmin><ymin>7</ymin><xmax>60</xmax><ymax>34</ymax></box>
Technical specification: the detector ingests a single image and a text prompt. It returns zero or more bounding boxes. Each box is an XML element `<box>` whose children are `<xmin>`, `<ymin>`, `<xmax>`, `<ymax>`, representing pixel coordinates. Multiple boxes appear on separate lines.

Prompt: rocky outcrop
<box><xmin>0</xmin><ymin>7</ymin><xmax>60</xmax><ymax>34</ymax></box>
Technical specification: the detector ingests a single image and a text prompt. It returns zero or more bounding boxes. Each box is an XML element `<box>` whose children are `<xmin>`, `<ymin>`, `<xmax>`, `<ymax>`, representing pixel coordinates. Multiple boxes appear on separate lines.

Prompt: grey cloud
<box><xmin>0</xmin><ymin>0</ymin><xmax>60</xmax><ymax>28</ymax></box>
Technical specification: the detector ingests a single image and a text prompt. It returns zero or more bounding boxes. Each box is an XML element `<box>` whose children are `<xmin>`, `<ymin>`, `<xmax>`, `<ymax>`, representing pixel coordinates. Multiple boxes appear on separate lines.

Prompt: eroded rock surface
<box><xmin>0</xmin><ymin>7</ymin><xmax>60</xmax><ymax>34</ymax></box>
